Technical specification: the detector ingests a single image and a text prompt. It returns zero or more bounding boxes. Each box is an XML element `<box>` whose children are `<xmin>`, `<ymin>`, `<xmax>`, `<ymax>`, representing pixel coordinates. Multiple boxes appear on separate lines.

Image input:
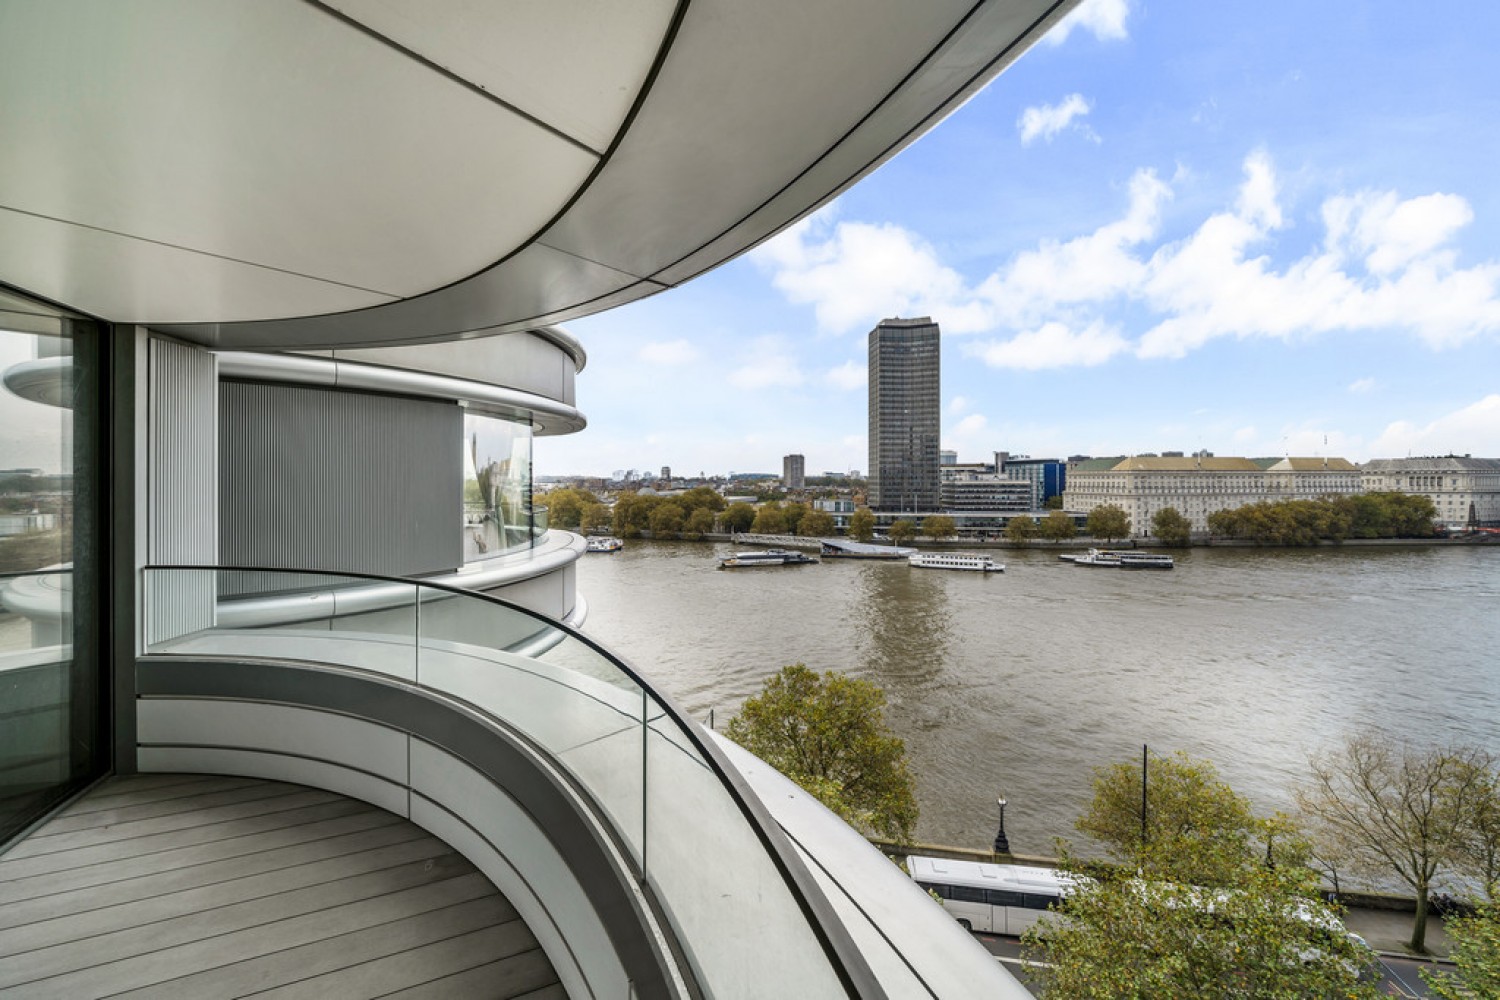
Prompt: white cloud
<box><xmin>729</xmin><ymin>335</ymin><xmax>805</xmax><ymax>389</ymax></box>
<box><xmin>967</xmin><ymin>320</ymin><xmax>1130</xmax><ymax>371</ymax></box>
<box><xmin>1233</xmin><ymin>426</ymin><xmax>1258</xmax><ymax>443</ymax></box>
<box><xmin>954</xmin><ymin>414</ymin><xmax>988</xmax><ymax>436</ymax></box>
<box><xmin>1018</xmin><ymin>93</ymin><xmax>1093</xmax><ymax>146</ymax></box>
<box><xmin>948</xmin><ymin>395</ymin><xmax>971</xmax><ymax>415</ymax></box>
<box><xmin>637</xmin><ymin>338</ymin><xmax>698</xmax><ymax>365</ymax></box>
<box><xmin>1044</xmin><ymin>0</ymin><xmax>1130</xmax><ymax>46</ymax></box>
<box><xmin>1347</xmin><ymin>377</ymin><xmax>1377</xmax><ymax>394</ymax></box>
<box><xmin>826</xmin><ymin>360</ymin><xmax>866</xmax><ymax>390</ymax></box>
<box><xmin>1371</xmin><ymin>394</ymin><xmax>1500</xmax><ymax>458</ymax></box>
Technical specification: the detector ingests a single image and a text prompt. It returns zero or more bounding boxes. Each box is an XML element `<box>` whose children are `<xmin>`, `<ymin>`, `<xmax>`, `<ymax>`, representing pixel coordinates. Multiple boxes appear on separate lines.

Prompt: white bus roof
<box><xmin>906</xmin><ymin>855</ymin><xmax>1072</xmax><ymax>893</ymax></box>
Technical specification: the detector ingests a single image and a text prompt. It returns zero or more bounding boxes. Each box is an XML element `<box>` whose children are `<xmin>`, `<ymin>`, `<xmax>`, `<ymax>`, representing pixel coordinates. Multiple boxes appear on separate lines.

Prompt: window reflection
<box><xmin>463</xmin><ymin>412</ymin><xmax>536</xmax><ymax>560</ymax></box>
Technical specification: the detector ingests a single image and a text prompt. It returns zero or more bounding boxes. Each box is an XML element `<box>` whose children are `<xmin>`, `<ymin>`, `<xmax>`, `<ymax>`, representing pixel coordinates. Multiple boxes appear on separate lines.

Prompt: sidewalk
<box><xmin>1342</xmin><ymin>905</ymin><xmax>1452</xmax><ymax>962</ymax></box>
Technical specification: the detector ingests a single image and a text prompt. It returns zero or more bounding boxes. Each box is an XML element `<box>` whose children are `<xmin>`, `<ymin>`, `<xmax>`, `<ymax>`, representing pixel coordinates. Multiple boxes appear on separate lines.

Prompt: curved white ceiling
<box><xmin>0</xmin><ymin>0</ymin><xmax>1077</xmax><ymax>349</ymax></box>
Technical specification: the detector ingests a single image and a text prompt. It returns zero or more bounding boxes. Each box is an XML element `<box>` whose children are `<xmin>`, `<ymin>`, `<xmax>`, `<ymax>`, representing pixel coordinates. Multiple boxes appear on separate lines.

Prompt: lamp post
<box><xmin>993</xmin><ymin>796</ymin><xmax>1010</xmax><ymax>855</ymax></box>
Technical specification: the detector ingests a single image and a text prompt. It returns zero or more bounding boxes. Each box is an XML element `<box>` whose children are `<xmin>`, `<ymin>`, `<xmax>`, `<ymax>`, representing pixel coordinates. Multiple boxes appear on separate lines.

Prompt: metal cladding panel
<box><xmin>219</xmin><ymin>382</ymin><xmax>462</xmax><ymax>577</ymax></box>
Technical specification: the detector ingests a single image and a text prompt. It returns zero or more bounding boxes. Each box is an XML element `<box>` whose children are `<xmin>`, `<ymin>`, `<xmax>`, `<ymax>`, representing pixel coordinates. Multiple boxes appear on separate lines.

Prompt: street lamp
<box><xmin>993</xmin><ymin>796</ymin><xmax>1010</xmax><ymax>855</ymax></box>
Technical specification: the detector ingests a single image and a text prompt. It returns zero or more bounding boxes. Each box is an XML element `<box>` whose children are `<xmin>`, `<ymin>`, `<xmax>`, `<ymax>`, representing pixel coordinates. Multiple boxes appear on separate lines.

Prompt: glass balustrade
<box><xmin>141</xmin><ymin>565</ymin><xmax>850</xmax><ymax>999</ymax></box>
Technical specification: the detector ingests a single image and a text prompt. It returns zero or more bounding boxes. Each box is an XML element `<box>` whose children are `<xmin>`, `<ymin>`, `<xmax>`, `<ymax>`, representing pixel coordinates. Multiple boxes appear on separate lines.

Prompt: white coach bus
<box><xmin>906</xmin><ymin>855</ymin><xmax>1070</xmax><ymax>936</ymax></box>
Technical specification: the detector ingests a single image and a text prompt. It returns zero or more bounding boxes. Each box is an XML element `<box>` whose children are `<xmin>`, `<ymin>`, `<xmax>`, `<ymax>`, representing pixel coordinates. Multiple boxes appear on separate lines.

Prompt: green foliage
<box><xmin>848</xmin><ymin>508</ymin><xmax>876</xmax><ymax>542</ymax></box>
<box><xmin>1086</xmin><ymin>504</ymin><xmax>1131</xmax><ymax>541</ymax></box>
<box><xmin>1151</xmin><ymin>506</ymin><xmax>1193</xmax><ymax>547</ymax></box>
<box><xmin>683</xmin><ymin>507</ymin><xmax>716</xmax><ymax>540</ymax></box>
<box><xmin>1040</xmin><ymin>509</ymin><xmax>1077</xmax><ymax>542</ymax></box>
<box><xmin>676</xmin><ymin>486</ymin><xmax>727</xmax><ymax>515</ymax></box>
<box><xmin>579</xmin><ymin>502</ymin><xmax>611</xmax><ymax>533</ymax></box>
<box><xmin>1078</xmin><ymin>750</ymin><xmax>1264</xmax><ymax>887</ymax></box>
<box><xmin>1044</xmin><ymin>494</ymin><xmax>1065</xmax><ymax>510</ymax></box>
<box><xmin>1423</xmin><ymin>903</ymin><xmax>1500</xmax><ymax>999</ymax></box>
<box><xmin>1297</xmin><ymin>732</ymin><xmax>1494</xmax><ymax>953</ymax></box>
<box><xmin>750</xmin><ymin>502</ymin><xmax>788</xmax><ymax>534</ymax></box>
<box><xmin>543</xmin><ymin>487</ymin><xmax>600</xmax><ymax>528</ymax></box>
<box><xmin>0</xmin><ymin>528</ymin><xmax>70</xmax><ymax>574</ymax></box>
<box><xmin>782</xmin><ymin>502</ymin><xmax>809</xmax><ymax>536</ymax></box>
<box><xmin>887</xmin><ymin>519</ymin><xmax>915</xmax><ymax>545</ymax></box>
<box><xmin>1457</xmin><ymin>764</ymin><xmax>1500</xmax><ymax>901</ymax></box>
<box><xmin>1005</xmin><ymin>514</ymin><xmax>1037</xmax><ymax>545</ymax></box>
<box><xmin>921</xmin><ymin>514</ymin><xmax>957</xmax><ymax>540</ymax></box>
<box><xmin>1023</xmin><ymin>857</ymin><xmax>1378</xmax><ymax>1000</ymax></box>
<box><xmin>722</xmin><ymin>502</ymin><xmax>756</xmax><ymax>533</ymax></box>
<box><xmin>647</xmin><ymin>501</ymin><xmax>686</xmax><ymax>539</ymax></box>
<box><xmin>1208</xmin><ymin>492</ymin><xmax>1437</xmax><ymax>545</ymax></box>
<box><xmin>725</xmin><ymin>664</ymin><xmax>918</xmax><ymax>842</ymax></box>
<box><xmin>799</xmin><ymin>509</ymin><xmax>836</xmax><ymax>537</ymax></box>
<box><xmin>611</xmin><ymin>492</ymin><xmax>658</xmax><ymax>539</ymax></box>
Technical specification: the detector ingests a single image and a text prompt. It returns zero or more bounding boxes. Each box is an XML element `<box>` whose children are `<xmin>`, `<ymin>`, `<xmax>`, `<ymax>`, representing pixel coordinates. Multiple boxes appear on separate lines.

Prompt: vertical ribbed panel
<box><xmin>219</xmin><ymin>382</ymin><xmax>461</xmax><ymax>577</ymax></box>
<box><xmin>148</xmin><ymin>339</ymin><xmax>218</xmax><ymax>642</ymax></box>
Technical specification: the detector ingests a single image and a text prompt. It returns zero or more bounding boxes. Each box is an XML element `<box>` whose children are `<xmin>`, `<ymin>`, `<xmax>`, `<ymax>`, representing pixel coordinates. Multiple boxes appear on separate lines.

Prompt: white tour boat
<box><xmin>1063</xmin><ymin>548</ymin><xmax>1174</xmax><ymax>569</ymax></box>
<box><xmin>719</xmin><ymin>549</ymin><xmax>818</xmax><ymax>569</ymax></box>
<box><xmin>585</xmin><ymin>536</ymin><xmax>624</xmax><ymax>553</ymax></box>
<box><xmin>908</xmin><ymin>552</ymin><xmax>1004</xmax><ymax>573</ymax></box>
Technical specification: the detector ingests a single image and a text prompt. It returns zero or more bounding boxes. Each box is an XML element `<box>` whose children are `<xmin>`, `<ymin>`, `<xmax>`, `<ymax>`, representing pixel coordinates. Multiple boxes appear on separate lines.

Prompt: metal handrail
<box><xmin>143</xmin><ymin>562</ymin><xmax>885</xmax><ymax>1000</ymax></box>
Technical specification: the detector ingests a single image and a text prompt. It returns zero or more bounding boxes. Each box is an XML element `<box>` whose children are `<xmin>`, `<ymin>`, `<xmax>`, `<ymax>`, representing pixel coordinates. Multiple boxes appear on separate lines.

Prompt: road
<box><xmin>972</xmin><ymin>932</ymin><xmax>1447</xmax><ymax>997</ymax></box>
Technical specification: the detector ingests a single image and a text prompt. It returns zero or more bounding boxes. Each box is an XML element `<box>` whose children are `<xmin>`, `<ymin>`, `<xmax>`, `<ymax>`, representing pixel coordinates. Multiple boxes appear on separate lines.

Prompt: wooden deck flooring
<box><xmin>0</xmin><ymin>774</ymin><xmax>565</xmax><ymax>999</ymax></box>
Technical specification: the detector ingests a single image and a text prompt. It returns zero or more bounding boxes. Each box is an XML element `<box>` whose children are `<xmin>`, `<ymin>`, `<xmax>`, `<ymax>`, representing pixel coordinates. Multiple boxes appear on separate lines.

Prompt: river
<box><xmin>576</xmin><ymin>541</ymin><xmax>1499</xmax><ymax>856</ymax></box>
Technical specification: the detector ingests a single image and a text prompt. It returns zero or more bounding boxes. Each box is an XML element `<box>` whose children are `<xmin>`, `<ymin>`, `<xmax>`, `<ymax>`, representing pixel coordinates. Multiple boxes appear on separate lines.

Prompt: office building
<box><xmin>868</xmin><ymin>317</ymin><xmax>941</xmax><ymax>512</ymax></box>
<box><xmin>0</xmin><ymin>3</ymin><xmax>1075</xmax><ymax>997</ymax></box>
<box><xmin>1361</xmin><ymin>456</ymin><xmax>1500</xmax><ymax>527</ymax></box>
<box><xmin>783</xmin><ymin>453</ymin><xmax>806</xmax><ymax>490</ymax></box>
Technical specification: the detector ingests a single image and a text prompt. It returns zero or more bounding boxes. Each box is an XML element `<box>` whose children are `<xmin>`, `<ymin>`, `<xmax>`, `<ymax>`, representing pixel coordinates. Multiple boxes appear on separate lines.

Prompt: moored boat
<box><xmin>586</xmin><ymin>536</ymin><xmax>624</xmax><ymax>553</ymax></box>
<box><xmin>1067</xmin><ymin>548</ymin><xmax>1173</xmax><ymax>569</ymax></box>
<box><xmin>908</xmin><ymin>552</ymin><xmax>1004</xmax><ymax>573</ymax></box>
<box><xmin>719</xmin><ymin>549</ymin><xmax>818</xmax><ymax>569</ymax></box>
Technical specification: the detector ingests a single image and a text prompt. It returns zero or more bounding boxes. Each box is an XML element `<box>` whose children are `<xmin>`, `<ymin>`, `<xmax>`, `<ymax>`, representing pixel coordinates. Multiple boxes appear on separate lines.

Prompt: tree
<box><xmin>848</xmin><ymin>507</ymin><xmax>876</xmax><ymax>542</ymax></box>
<box><xmin>676</xmin><ymin>486</ymin><xmax>727</xmax><ymax>516</ymax></box>
<box><xmin>648</xmin><ymin>501</ymin><xmax>686</xmax><ymax>539</ymax></box>
<box><xmin>684</xmin><ymin>507</ymin><xmax>716</xmax><ymax>540</ymax></box>
<box><xmin>1086</xmin><ymin>504</ymin><xmax>1131</xmax><ymax>542</ymax></box>
<box><xmin>782</xmin><ymin>502</ymin><xmax>809</xmax><ymax>536</ymax></box>
<box><xmin>722</xmin><ymin>502</ymin><xmax>756</xmax><ymax>533</ymax></box>
<box><xmin>799</xmin><ymin>509</ymin><xmax>835</xmax><ymax>538</ymax></box>
<box><xmin>611</xmin><ymin>492</ymin><xmax>658</xmax><ymax>539</ymax></box>
<box><xmin>1150</xmin><ymin>506</ymin><xmax>1192</xmax><ymax>547</ymax></box>
<box><xmin>1297</xmin><ymin>732</ymin><xmax>1494</xmax><ymax>953</ymax></box>
<box><xmin>1023</xmin><ymin>858</ymin><xmax>1378</xmax><ymax>1000</ymax></box>
<box><xmin>921</xmin><ymin>514</ymin><xmax>957</xmax><ymax>541</ymax></box>
<box><xmin>1040</xmin><ymin>509</ymin><xmax>1076</xmax><ymax>542</ymax></box>
<box><xmin>579</xmin><ymin>502</ymin><xmax>611</xmax><ymax>533</ymax></box>
<box><xmin>725</xmin><ymin>664</ymin><xmax>918</xmax><ymax>841</ymax></box>
<box><xmin>1078</xmin><ymin>750</ymin><xmax>1262</xmax><ymax>887</ymax></box>
<box><xmin>887</xmin><ymin>519</ymin><xmax>915</xmax><ymax>545</ymax></box>
<box><xmin>1456</xmin><ymin>763</ymin><xmax>1500</xmax><ymax>901</ymax></box>
<box><xmin>542</xmin><ymin>487</ymin><xmax>600</xmax><ymax>529</ymax></box>
<box><xmin>750</xmin><ymin>502</ymin><xmax>788</xmax><ymax>534</ymax></box>
<box><xmin>1423</xmin><ymin>903</ymin><xmax>1500</xmax><ymax>999</ymax></box>
<box><xmin>1004</xmin><ymin>514</ymin><xmax>1037</xmax><ymax>545</ymax></box>
<box><xmin>1044</xmin><ymin>494</ymin><xmax>1065</xmax><ymax>510</ymax></box>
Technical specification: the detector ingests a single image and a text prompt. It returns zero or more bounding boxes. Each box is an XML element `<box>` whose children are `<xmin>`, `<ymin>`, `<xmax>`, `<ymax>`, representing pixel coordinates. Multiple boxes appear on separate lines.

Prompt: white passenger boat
<box><xmin>719</xmin><ymin>549</ymin><xmax>818</xmax><ymax>569</ymax></box>
<box><xmin>585</xmin><ymin>536</ymin><xmax>624</xmax><ymax>553</ymax></box>
<box><xmin>907</xmin><ymin>552</ymin><xmax>1004</xmax><ymax>573</ymax></box>
<box><xmin>1065</xmin><ymin>548</ymin><xmax>1173</xmax><ymax>569</ymax></box>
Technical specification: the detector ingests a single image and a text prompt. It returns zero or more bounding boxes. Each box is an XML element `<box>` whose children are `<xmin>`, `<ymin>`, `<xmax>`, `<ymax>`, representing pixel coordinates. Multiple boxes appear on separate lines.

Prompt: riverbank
<box><xmin>621</xmin><ymin>529</ymin><xmax>1496</xmax><ymax>551</ymax></box>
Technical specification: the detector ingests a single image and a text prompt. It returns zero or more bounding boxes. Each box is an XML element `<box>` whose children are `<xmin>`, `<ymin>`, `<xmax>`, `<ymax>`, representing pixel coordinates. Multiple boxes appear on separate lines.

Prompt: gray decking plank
<box><xmin>58</xmin><ymin>775</ymin><xmax>270</xmax><ymax>815</ymax></box>
<box><xmin>0</xmin><ymin>871</ymin><xmax>498</xmax><ymax>997</ymax></box>
<box><xmin>104</xmin><ymin>896</ymin><xmax>518</xmax><ymax>1000</ymax></box>
<box><xmin>0</xmin><ymin>808</ymin><xmax>401</xmax><ymax>905</ymax></box>
<box><xmin>39</xmin><ymin>780</ymin><xmax>311</xmax><ymax>835</ymax></box>
<box><xmin>373</xmin><ymin>946</ymin><xmax>561</xmax><ymax>1000</ymax></box>
<box><xmin>0</xmin><ymin>837</ymin><xmax>467</xmax><ymax>956</ymax></box>
<box><xmin>0</xmin><ymin>798</ymin><xmax>377</xmax><ymax>881</ymax></box>
<box><xmin>0</xmin><ymin>855</ymin><xmax>479</xmax><ymax>984</ymax></box>
<box><xmin>256</xmin><ymin>923</ymin><xmax>544</xmax><ymax>1000</ymax></box>
<box><xmin>0</xmin><ymin>822</ymin><xmax>431</xmax><ymax>932</ymax></box>
<box><xmin>9</xmin><ymin>788</ymin><xmax>346</xmax><ymax>858</ymax></box>
<box><xmin>511</xmin><ymin>984</ymin><xmax>569</xmax><ymax>1000</ymax></box>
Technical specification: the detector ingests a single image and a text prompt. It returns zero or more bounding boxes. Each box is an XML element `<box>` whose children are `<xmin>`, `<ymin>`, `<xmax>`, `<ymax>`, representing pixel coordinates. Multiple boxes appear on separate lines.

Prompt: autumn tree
<box><xmin>921</xmin><ymin>514</ymin><xmax>957</xmax><ymax>541</ymax></box>
<box><xmin>648</xmin><ymin>501</ymin><xmax>686</xmax><ymax>539</ymax></box>
<box><xmin>1086</xmin><ymin>504</ymin><xmax>1131</xmax><ymax>542</ymax></box>
<box><xmin>848</xmin><ymin>507</ymin><xmax>876</xmax><ymax>542</ymax></box>
<box><xmin>1457</xmin><ymin>763</ymin><xmax>1500</xmax><ymax>901</ymax></box>
<box><xmin>1040</xmin><ymin>509</ymin><xmax>1076</xmax><ymax>542</ymax></box>
<box><xmin>887</xmin><ymin>519</ymin><xmax>915</xmax><ymax>545</ymax></box>
<box><xmin>1423</xmin><ymin>903</ymin><xmax>1500</xmax><ymax>999</ymax></box>
<box><xmin>721</xmin><ymin>502</ymin><xmax>756</xmax><ymax>533</ymax></box>
<box><xmin>1004</xmin><ymin>514</ymin><xmax>1037</xmax><ymax>545</ymax></box>
<box><xmin>1297</xmin><ymin>732</ymin><xmax>1494</xmax><ymax>953</ymax></box>
<box><xmin>1150</xmin><ymin>506</ymin><xmax>1192</xmax><ymax>547</ymax></box>
<box><xmin>726</xmin><ymin>664</ymin><xmax>918</xmax><ymax>842</ymax></box>
<box><xmin>799</xmin><ymin>508</ymin><xmax>835</xmax><ymax>538</ymax></box>
<box><xmin>750</xmin><ymin>502</ymin><xmax>788</xmax><ymax>534</ymax></box>
<box><xmin>684</xmin><ymin>507</ymin><xmax>716</xmax><ymax>540</ymax></box>
<box><xmin>579</xmin><ymin>502</ymin><xmax>611</xmax><ymax>533</ymax></box>
<box><xmin>540</xmin><ymin>487</ymin><xmax>600</xmax><ymax>529</ymax></box>
<box><xmin>782</xmin><ymin>502</ymin><xmax>809</xmax><ymax>536</ymax></box>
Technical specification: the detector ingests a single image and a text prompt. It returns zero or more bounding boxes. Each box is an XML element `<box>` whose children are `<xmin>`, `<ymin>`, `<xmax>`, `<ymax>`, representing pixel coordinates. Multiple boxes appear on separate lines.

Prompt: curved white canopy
<box><xmin>0</xmin><ymin>0</ymin><xmax>1075</xmax><ymax>349</ymax></box>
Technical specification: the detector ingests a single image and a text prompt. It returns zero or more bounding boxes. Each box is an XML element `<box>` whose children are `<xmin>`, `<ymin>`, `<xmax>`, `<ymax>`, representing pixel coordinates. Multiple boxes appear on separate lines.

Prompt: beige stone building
<box><xmin>1065</xmin><ymin>456</ymin><xmax>1362</xmax><ymax>538</ymax></box>
<box><xmin>1360</xmin><ymin>456</ymin><xmax>1500</xmax><ymax>527</ymax></box>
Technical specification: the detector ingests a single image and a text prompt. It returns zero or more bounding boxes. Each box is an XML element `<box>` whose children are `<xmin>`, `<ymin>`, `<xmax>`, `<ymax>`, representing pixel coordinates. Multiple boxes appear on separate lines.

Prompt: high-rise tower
<box><xmin>868</xmin><ymin>316</ymin><xmax>941</xmax><ymax>511</ymax></box>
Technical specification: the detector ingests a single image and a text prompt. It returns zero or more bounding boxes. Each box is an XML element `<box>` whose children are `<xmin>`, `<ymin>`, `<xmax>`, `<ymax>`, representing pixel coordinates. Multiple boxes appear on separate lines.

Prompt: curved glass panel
<box><xmin>141</xmin><ymin>566</ymin><xmax>853</xmax><ymax>998</ymax></box>
<box><xmin>463</xmin><ymin>412</ymin><xmax>536</xmax><ymax>560</ymax></box>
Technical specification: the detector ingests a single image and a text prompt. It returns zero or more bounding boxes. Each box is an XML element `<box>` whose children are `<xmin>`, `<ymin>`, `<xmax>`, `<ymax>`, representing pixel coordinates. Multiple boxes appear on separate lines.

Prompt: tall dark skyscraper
<box><xmin>868</xmin><ymin>316</ymin><xmax>941</xmax><ymax>511</ymax></box>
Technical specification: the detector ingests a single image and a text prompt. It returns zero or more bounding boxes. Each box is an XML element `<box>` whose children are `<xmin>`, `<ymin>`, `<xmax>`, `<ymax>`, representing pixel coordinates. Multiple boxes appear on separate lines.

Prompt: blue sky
<box><xmin>541</xmin><ymin>0</ymin><xmax>1500</xmax><ymax>478</ymax></box>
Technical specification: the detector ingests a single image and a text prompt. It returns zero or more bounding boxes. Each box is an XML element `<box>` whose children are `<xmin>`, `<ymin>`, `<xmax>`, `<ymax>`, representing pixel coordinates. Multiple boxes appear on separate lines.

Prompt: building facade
<box><xmin>868</xmin><ymin>317</ymin><xmax>941</xmax><ymax>512</ymax></box>
<box><xmin>783</xmin><ymin>453</ymin><xmax>805</xmax><ymax>490</ymax></box>
<box><xmin>996</xmin><ymin>453</ymin><xmax>1066</xmax><ymax>508</ymax></box>
<box><xmin>1064</xmin><ymin>456</ymin><xmax>1362</xmax><ymax>537</ymax></box>
<box><xmin>1361</xmin><ymin>456</ymin><xmax>1500</xmax><ymax>527</ymax></box>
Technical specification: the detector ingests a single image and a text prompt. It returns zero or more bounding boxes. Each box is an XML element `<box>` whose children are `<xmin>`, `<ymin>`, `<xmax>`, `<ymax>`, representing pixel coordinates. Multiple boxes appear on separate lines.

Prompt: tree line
<box><xmin>1207</xmin><ymin>492</ymin><xmax>1438</xmax><ymax>545</ymax></box>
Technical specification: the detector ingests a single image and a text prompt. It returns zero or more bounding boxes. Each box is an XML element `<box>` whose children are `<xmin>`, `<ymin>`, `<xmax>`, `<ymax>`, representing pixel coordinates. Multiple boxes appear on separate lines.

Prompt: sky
<box><xmin>540</xmin><ymin>0</ymin><xmax>1500</xmax><ymax>478</ymax></box>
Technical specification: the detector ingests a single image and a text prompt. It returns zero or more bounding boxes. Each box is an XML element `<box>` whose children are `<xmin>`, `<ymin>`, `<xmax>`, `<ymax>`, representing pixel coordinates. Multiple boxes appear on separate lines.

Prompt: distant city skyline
<box><xmin>539</xmin><ymin>0</ymin><xmax>1500</xmax><ymax>479</ymax></box>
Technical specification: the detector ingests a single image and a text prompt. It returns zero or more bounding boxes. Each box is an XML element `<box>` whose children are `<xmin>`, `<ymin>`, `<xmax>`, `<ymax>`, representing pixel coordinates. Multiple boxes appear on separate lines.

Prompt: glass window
<box><xmin>985</xmin><ymin>889</ymin><xmax>1024</xmax><ymax>907</ymax></box>
<box><xmin>949</xmin><ymin>885</ymin><xmax>987</xmax><ymax>904</ymax></box>
<box><xmin>462</xmin><ymin>411</ymin><xmax>536</xmax><ymax>561</ymax></box>
<box><xmin>1022</xmin><ymin>892</ymin><xmax>1059</xmax><ymax>910</ymax></box>
<box><xmin>0</xmin><ymin>300</ymin><xmax>102</xmax><ymax>844</ymax></box>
